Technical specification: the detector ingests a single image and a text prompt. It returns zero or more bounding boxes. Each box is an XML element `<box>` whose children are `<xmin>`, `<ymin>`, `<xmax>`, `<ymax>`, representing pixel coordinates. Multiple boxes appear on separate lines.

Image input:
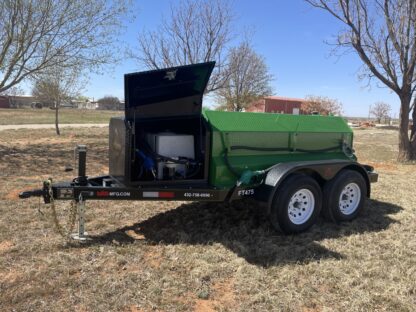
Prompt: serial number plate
<box><xmin>58</xmin><ymin>188</ymin><xmax>74</xmax><ymax>199</ymax></box>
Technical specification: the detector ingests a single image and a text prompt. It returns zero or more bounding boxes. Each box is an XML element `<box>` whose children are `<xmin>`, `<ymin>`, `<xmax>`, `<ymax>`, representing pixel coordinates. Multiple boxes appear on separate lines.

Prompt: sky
<box><xmin>82</xmin><ymin>0</ymin><xmax>400</xmax><ymax>118</ymax></box>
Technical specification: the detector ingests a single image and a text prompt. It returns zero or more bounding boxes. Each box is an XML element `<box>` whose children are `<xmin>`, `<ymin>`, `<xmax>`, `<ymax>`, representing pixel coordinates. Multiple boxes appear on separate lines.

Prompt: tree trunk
<box><xmin>411</xmin><ymin>104</ymin><xmax>416</xmax><ymax>156</ymax></box>
<box><xmin>55</xmin><ymin>102</ymin><xmax>60</xmax><ymax>136</ymax></box>
<box><xmin>397</xmin><ymin>95</ymin><xmax>414</xmax><ymax>161</ymax></box>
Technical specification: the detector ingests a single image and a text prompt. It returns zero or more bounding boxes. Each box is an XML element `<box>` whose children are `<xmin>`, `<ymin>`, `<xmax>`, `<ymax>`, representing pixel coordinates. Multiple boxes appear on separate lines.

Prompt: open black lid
<box><xmin>124</xmin><ymin>61</ymin><xmax>215</xmax><ymax>119</ymax></box>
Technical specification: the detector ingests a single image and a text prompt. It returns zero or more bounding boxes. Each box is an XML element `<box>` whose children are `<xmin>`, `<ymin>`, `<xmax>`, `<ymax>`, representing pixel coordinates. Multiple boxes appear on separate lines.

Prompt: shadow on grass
<box><xmin>81</xmin><ymin>199</ymin><xmax>401</xmax><ymax>267</ymax></box>
<box><xmin>0</xmin><ymin>143</ymin><xmax>107</xmax><ymax>177</ymax></box>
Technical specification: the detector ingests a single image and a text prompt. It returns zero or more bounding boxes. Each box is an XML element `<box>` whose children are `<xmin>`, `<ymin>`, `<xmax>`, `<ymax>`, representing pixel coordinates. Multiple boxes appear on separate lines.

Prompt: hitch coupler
<box><xmin>18</xmin><ymin>179</ymin><xmax>52</xmax><ymax>203</ymax></box>
<box><xmin>19</xmin><ymin>189</ymin><xmax>44</xmax><ymax>199</ymax></box>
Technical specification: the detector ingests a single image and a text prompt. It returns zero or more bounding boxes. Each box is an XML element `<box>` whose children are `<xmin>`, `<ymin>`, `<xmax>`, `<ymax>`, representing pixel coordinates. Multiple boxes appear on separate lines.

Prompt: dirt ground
<box><xmin>0</xmin><ymin>127</ymin><xmax>415</xmax><ymax>311</ymax></box>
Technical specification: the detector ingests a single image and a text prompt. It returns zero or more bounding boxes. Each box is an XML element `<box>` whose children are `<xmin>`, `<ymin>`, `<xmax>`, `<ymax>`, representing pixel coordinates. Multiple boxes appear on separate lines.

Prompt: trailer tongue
<box><xmin>19</xmin><ymin>62</ymin><xmax>378</xmax><ymax>240</ymax></box>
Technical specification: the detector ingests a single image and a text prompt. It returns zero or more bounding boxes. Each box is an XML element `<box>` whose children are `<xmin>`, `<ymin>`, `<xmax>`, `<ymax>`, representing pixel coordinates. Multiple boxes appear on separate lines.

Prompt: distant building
<box><xmin>0</xmin><ymin>95</ymin><xmax>37</xmax><ymax>108</ymax></box>
<box><xmin>74</xmin><ymin>101</ymin><xmax>98</xmax><ymax>109</ymax></box>
<box><xmin>247</xmin><ymin>96</ymin><xmax>306</xmax><ymax>115</ymax></box>
<box><xmin>0</xmin><ymin>96</ymin><xmax>10</xmax><ymax>108</ymax></box>
<box><xmin>96</xmin><ymin>100</ymin><xmax>124</xmax><ymax>111</ymax></box>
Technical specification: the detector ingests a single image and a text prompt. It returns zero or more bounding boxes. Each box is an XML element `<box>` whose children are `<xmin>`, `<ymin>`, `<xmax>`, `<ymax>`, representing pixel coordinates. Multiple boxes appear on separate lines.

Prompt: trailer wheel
<box><xmin>270</xmin><ymin>174</ymin><xmax>322</xmax><ymax>234</ymax></box>
<box><xmin>322</xmin><ymin>170</ymin><xmax>367</xmax><ymax>222</ymax></box>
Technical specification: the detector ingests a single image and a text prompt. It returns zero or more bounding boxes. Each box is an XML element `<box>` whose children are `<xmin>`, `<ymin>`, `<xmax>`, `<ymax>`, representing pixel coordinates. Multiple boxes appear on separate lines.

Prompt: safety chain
<box><xmin>46</xmin><ymin>180</ymin><xmax>77</xmax><ymax>240</ymax></box>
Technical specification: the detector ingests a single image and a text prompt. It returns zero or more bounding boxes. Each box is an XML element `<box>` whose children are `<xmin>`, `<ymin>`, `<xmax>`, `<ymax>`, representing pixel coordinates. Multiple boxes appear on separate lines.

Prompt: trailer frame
<box><xmin>19</xmin><ymin>145</ymin><xmax>378</xmax><ymax>240</ymax></box>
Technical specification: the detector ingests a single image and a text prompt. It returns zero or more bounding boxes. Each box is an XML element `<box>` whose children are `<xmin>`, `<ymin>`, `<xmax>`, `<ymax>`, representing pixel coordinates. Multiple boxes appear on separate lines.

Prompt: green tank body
<box><xmin>203</xmin><ymin>110</ymin><xmax>354</xmax><ymax>188</ymax></box>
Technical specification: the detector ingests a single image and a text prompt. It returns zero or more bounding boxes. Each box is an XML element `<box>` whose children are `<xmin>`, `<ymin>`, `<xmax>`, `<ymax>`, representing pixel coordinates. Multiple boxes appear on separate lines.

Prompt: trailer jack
<box><xmin>19</xmin><ymin>145</ymin><xmax>92</xmax><ymax>242</ymax></box>
<box><xmin>70</xmin><ymin>195</ymin><xmax>90</xmax><ymax>241</ymax></box>
<box><xmin>70</xmin><ymin>145</ymin><xmax>90</xmax><ymax>241</ymax></box>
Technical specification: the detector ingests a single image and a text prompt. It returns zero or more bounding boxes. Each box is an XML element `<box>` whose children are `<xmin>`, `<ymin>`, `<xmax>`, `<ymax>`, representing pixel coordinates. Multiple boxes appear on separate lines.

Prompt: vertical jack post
<box><xmin>71</xmin><ymin>194</ymin><xmax>89</xmax><ymax>241</ymax></box>
<box><xmin>76</xmin><ymin>145</ymin><xmax>87</xmax><ymax>186</ymax></box>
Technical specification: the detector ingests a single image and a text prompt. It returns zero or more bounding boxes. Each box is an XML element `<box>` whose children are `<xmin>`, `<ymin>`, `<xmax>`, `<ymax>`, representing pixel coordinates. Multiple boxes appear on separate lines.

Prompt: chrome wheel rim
<box><xmin>339</xmin><ymin>182</ymin><xmax>361</xmax><ymax>215</ymax></box>
<box><xmin>288</xmin><ymin>189</ymin><xmax>315</xmax><ymax>225</ymax></box>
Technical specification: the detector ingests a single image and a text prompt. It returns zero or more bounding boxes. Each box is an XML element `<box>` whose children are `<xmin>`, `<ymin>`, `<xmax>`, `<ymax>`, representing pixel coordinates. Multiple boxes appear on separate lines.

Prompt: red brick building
<box><xmin>0</xmin><ymin>96</ymin><xmax>10</xmax><ymax>108</ymax></box>
<box><xmin>0</xmin><ymin>95</ymin><xmax>36</xmax><ymax>108</ymax></box>
<box><xmin>247</xmin><ymin>96</ymin><xmax>306</xmax><ymax>114</ymax></box>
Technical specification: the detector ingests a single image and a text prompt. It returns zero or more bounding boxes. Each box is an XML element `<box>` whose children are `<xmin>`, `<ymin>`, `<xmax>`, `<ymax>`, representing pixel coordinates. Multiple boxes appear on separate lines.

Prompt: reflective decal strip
<box><xmin>159</xmin><ymin>192</ymin><xmax>175</xmax><ymax>198</ymax></box>
<box><xmin>143</xmin><ymin>192</ymin><xmax>159</xmax><ymax>198</ymax></box>
<box><xmin>142</xmin><ymin>191</ymin><xmax>175</xmax><ymax>198</ymax></box>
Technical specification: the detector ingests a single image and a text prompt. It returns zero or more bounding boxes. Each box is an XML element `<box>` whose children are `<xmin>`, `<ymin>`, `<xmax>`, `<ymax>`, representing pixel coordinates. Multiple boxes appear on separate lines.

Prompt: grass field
<box><xmin>0</xmin><ymin>108</ymin><xmax>122</xmax><ymax>125</ymax></box>
<box><xmin>0</xmin><ymin>127</ymin><xmax>415</xmax><ymax>311</ymax></box>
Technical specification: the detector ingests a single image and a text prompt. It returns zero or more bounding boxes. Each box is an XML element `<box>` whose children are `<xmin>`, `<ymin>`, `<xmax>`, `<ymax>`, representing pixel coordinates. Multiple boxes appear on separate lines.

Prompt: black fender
<box><xmin>255</xmin><ymin>159</ymin><xmax>374</xmax><ymax>213</ymax></box>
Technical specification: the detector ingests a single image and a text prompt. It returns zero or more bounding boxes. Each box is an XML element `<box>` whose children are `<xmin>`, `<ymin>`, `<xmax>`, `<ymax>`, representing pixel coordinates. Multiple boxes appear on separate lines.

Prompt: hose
<box><xmin>137</xmin><ymin>142</ymin><xmax>200</xmax><ymax>179</ymax></box>
<box><xmin>224</xmin><ymin>143</ymin><xmax>343</xmax><ymax>180</ymax></box>
<box><xmin>230</xmin><ymin>146</ymin><xmax>289</xmax><ymax>152</ymax></box>
<box><xmin>223</xmin><ymin>149</ymin><xmax>240</xmax><ymax>177</ymax></box>
<box><xmin>184</xmin><ymin>163</ymin><xmax>202</xmax><ymax>179</ymax></box>
<box><xmin>142</xmin><ymin>140</ymin><xmax>191</xmax><ymax>165</ymax></box>
<box><xmin>230</xmin><ymin>145</ymin><xmax>341</xmax><ymax>153</ymax></box>
<box><xmin>137</xmin><ymin>163</ymin><xmax>144</xmax><ymax>179</ymax></box>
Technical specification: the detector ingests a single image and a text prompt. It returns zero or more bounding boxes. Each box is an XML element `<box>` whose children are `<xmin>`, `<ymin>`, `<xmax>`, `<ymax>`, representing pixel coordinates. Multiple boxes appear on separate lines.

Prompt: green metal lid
<box><xmin>203</xmin><ymin>110</ymin><xmax>352</xmax><ymax>133</ymax></box>
<box><xmin>124</xmin><ymin>62</ymin><xmax>215</xmax><ymax>120</ymax></box>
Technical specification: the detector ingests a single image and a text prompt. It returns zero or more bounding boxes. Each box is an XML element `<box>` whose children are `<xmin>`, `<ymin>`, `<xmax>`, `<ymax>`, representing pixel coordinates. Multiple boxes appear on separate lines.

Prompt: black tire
<box><xmin>322</xmin><ymin>169</ymin><xmax>367</xmax><ymax>222</ymax></box>
<box><xmin>270</xmin><ymin>174</ymin><xmax>322</xmax><ymax>234</ymax></box>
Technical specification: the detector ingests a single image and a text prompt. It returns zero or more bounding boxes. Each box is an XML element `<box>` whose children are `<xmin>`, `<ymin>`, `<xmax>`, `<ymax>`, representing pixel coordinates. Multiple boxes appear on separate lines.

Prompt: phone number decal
<box><xmin>184</xmin><ymin>192</ymin><xmax>212</xmax><ymax>198</ymax></box>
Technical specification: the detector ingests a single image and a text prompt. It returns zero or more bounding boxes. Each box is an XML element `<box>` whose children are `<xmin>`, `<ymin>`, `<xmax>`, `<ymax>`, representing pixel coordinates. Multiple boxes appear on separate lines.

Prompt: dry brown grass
<box><xmin>0</xmin><ymin>127</ymin><xmax>415</xmax><ymax>311</ymax></box>
<box><xmin>0</xmin><ymin>108</ymin><xmax>121</xmax><ymax>125</ymax></box>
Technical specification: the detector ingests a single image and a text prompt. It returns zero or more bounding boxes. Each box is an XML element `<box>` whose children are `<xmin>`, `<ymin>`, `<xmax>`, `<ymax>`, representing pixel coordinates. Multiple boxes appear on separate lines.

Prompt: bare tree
<box><xmin>215</xmin><ymin>42</ymin><xmax>273</xmax><ymax>111</ymax></box>
<box><xmin>302</xmin><ymin>95</ymin><xmax>344</xmax><ymax>116</ymax></box>
<box><xmin>136</xmin><ymin>0</ymin><xmax>234</xmax><ymax>93</ymax></box>
<box><xmin>32</xmin><ymin>66</ymin><xmax>82</xmax><ymax>135</ymax></box>
<box><xmin>97</xmin><ymin>95</ymin><xmax>121</xmax><ymax>110</ymax></box>
<box><xmin>0</xmin><ymin>0</ymin><xmax>129</xmax><ymax>94</ymax></box>
<box><xmin>370</xmin><ymin>101</ymin><xmax>391</xmax><ymax>123</ymax></box>
<box><xmin>306</xmin><ymin>0</ymin><xmax>416</xmax><ymax>161</ymax></box>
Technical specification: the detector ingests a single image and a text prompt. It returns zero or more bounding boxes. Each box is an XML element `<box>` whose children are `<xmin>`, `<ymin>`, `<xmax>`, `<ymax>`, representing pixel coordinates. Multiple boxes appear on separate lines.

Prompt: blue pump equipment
<box><xmin>136</xmin><ymin>149</ymin><xmax>156</xmax><ymax>178</ymax></box>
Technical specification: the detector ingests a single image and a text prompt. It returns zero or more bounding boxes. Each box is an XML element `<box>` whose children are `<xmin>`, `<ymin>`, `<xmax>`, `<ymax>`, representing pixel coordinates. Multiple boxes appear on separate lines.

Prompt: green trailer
<box><xmin>20</xmin><ymin>62</ymin><xmax>378</xmax><ymax>239</ymax></box>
